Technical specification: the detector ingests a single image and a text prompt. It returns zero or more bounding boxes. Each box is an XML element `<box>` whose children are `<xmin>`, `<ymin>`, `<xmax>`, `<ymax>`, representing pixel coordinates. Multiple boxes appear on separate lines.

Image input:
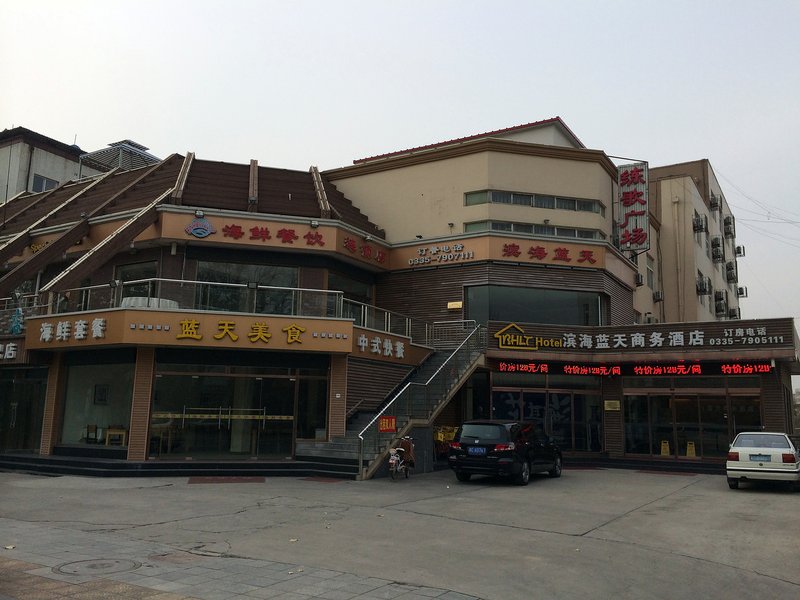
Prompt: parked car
<box><xmin>726</xmin><ymin>431</ymin><xmax>800</xmax><ymax>490</ymax></box>
<box><xmin>448</xmin><ymin>420</ymin><xmax>562</xmax><ymax>485</ymax></box>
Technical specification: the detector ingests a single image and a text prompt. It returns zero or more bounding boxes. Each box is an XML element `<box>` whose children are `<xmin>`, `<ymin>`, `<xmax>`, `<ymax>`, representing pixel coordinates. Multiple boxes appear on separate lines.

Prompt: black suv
<box><xmin>448</xmin><ymin>420</ymin><xmax>562</xmax><ymax>485</ymax></box>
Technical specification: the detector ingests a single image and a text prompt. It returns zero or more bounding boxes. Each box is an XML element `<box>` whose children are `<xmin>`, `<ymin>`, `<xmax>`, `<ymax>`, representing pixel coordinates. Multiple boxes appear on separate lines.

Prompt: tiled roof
<box><xmin>352</xmin><ymin>116</ymin><xmax>584</xmax><ymax>164</ymax></box>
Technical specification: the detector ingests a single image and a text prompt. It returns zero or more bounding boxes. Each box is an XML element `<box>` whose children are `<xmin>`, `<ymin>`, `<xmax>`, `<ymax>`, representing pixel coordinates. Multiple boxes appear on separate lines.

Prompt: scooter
<box><xmin>388</xmin><ymin>436</ymin><xmax>415</xmax><ymax>480</ymax></box>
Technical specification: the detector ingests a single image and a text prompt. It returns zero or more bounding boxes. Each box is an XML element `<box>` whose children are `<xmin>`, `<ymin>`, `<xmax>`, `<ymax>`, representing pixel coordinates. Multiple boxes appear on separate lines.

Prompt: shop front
<box><xmin>486</xmin><ymin>319</ymin><xmax>799</xmax><ymax>465</ymax></box>
<box><xmin>23</xmin><ymin>308</ymin><xmax>353</xmax><ymax>462</ymax></box>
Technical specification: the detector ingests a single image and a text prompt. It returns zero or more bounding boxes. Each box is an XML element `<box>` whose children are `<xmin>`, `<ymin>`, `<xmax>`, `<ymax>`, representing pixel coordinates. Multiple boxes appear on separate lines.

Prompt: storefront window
<box><xmin>466</xmin><ymin>285</ymin><xmax>604</xmax><ymax>326</ymax></box>
<box><xmin>150</xmin><ymin>349</ymin><xmax>327</xmax><ymax>459</ymax></box>
<box><xmin>549</xmin><ymin>391</ymin><xmax>572</xmax><ymax>449</ymax></box>
<box><xmin>730</xmin><ymin>396</ymin><xmax>761</xmax><ymax>435</ymax></box>
<box><xmin>61</xmin><ymin>352</ymin><xmax>135</xmax><ymax>445</ymax></box>
<box><xmin>624</xmin><ymin>395</ymin><xmax>650</xmax><ymax>454</ymax></box>
<box><xmin>624</xmin><ymin>392</ymin><xmax>757</xmax><ymax>459</ymax></box>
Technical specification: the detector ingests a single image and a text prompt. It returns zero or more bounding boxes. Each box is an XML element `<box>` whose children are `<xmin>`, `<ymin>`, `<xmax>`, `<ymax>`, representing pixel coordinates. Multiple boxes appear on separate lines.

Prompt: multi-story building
<box><xmin>646</xmin><ymin>160</ymin><xmax>744</xmax><ymax>324</ymax></box>
<box><xmin>0</xmin><ymin>126</ymin><xmax>159</xmax><ymax>203</ymax></box>
<box><xmin>0</xmin><ymin>120</ymin><xmax>796</xmax><ymax>478</ymax></box>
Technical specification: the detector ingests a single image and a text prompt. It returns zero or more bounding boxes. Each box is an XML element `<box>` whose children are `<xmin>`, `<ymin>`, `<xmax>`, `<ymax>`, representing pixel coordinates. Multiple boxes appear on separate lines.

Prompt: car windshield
<box><xmin>459</xmin><ymin>424</ymin><xmax>508</xmax><ymax>442</ymax></box>
<box><xmin>732</xmin><ymin>434</ymin><xmax>790</xmax><ymax>449</ymax></box>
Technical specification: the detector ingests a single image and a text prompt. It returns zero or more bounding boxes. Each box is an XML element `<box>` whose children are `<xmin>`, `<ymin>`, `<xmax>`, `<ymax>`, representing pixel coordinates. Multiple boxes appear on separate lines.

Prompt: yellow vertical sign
<box><xmin>660</xmin><ymin>440</ymin><xmax>670</xmax><ymax>456</ymax></box>
<box><xmin>686</xmin><ymin>441</ymin><xmax>696</xmax><ymax>457</ymax></box>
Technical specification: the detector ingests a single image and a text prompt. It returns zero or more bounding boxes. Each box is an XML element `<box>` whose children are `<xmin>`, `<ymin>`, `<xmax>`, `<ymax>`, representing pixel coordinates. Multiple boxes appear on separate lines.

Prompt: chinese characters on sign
<box><xmin>194</xmin><ymin>219</ymin><xmax>329</xmax><ymax>249</ymax></box>
<box><xmin>496</xmin><ymin>361</ymin><xmax>773</xmax><ymax>377</ymax></box>
<box><xmin>0</xmin><ymin>342</ymin><xmax>18</xmax><ymax>360</ymax></box>
<box><xmin>496</xmin><ymin>323</ymin><xmax>783</xmax><ymax>353</ymax></box>
<box><xmin>410</xmin><ymin>243</ymin><xmax>474</xmax><ymax>266</ymax></box>
<box><xmin>378</xmin><ymin>416</ymin><xmax>397</xmax><ymax>433</ymax></box>
<box><xmin>39</xmin><ymin>318</ymin><xmax>107</xmax><ymax>343</ymax></box>
<box><xmin>343</xmin><ymin>237</ymin><xmax>387</xmax><ymax>264</ymax></box>
<box><xmin>616</xmin><ymin>162</ymin><xmax>649</xmax><ymax>252</ymax></box>
<box><xmin>174</xmin><ymin>319</ymin><xmax>325</xmax><ymax>346</ymax></box>
<box><xmin>356</xmin><ymin>333</ymin><xmax>405</xmax><ymax>359</ymax></box>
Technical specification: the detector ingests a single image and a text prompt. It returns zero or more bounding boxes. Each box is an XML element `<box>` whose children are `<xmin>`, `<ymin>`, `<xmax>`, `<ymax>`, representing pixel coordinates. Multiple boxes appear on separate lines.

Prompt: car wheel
<box><xmin>456</xmin><ymin>472</ymin><xmax>471</xmax><ymax>482</ymax></box>
<box><xmin>515</xmin><ymin>460</ymin><xmax>530</xmax><ymax>486</ymax></box>
<box><xmin>727</xmin><ymin>478</ymin><xmax>739</xmax><ymax>489</ymax></box>
<box><xmin>549</xmin><ymin>455</ymin><xmax>562</xmax><ymax>478</ymax></box>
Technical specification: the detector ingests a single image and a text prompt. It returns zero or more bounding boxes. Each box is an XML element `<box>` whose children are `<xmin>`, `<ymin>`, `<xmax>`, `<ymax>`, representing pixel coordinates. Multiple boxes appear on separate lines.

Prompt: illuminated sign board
<box><xmin>496</xmin><ymin>361</ymin><xmax>774</xmax><ymax>377</ymax></box>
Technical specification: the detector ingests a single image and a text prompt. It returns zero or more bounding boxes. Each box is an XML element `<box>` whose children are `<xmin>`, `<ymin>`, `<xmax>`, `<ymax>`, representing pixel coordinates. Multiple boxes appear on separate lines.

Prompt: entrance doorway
<box><xmin>490</xmin><ymin>388</ymin><xmax>602</xmax><ymax>451</ymax></box>
<box><xmin>625</xmin><ymin>393</ymin><xmax>748</xmax><ymax>459</ymax></box>
<box><xmin>0</xmin><ymin>369</ymin><xmax>46</xmax><ymax>453</ymax></box>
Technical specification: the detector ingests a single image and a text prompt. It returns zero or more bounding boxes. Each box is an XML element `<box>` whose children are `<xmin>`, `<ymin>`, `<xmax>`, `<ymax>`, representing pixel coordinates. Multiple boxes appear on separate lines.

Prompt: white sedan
<box><xmin>726</xmin><ymin>431</ymin><xmax>800</xmax><ymax>490</ymax></box>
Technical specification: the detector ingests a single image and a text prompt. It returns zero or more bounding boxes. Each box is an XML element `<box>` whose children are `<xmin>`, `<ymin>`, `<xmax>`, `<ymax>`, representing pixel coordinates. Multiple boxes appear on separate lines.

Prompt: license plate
<box><xmin>468</xmin><ymin>446</ymin><xmax>486</xmax><ymax>456</ymax></box>
<box><xmin>749</xmin><ymin>454</ymin><xmax>771</xmax><ymax>462</ymax></box>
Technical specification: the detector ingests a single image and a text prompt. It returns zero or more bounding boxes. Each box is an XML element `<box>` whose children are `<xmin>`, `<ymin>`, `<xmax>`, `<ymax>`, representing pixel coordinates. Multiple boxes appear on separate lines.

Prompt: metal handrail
<box><xmin>3</xmin><ymin>278</ymin><xmax>432</xmax><ymax>343</ymax></box>
<box><xmin>357</xmin><ymin>324</ymin><xmax>486</xmax><ymax>478</ymax></box>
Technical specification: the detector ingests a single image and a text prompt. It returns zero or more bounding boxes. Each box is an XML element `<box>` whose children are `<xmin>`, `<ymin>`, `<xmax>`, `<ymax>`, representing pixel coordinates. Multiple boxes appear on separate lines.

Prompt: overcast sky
<box><xmin>2</xmin><ymin>1</ymin><xmax>799</xmax><ymax>338</ymax></box>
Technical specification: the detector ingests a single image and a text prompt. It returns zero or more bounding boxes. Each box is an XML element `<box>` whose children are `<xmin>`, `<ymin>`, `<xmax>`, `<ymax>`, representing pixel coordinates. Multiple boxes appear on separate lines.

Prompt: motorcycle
<box><xmin>388</xmin><ymin>436</ymin><xmax>415</xmax><ymax>480</ymax></box>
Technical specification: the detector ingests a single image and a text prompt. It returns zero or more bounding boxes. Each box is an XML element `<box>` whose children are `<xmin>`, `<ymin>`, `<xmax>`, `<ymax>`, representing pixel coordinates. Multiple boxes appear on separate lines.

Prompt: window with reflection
<box><xmin>466</xmin><ymin>285</ymin><xmax>604</xmax><ymax>326</ymax></box>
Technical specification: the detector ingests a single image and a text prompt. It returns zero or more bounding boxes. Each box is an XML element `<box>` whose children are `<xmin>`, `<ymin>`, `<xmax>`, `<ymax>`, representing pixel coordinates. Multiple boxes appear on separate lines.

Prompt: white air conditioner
<box><xmin>711</xmin><ymin>236</ymin><xmax>722</xmax><ymax>249</ymax></box>
<box><xmin>652</xmin><ymin>291</ymin><xmax>663</xmax><ymax>302</ymax></box>
<box><xmin>735</xmin><ymin>245</ymin><xmax>746</xmax><ymax>257</ymax></box>
<box><xmin>644</xmin><ymin>315</ymin><xmax>656</xmax><ymax>324</ymax></box>
<box><xmin>724</xmin><ymin>216</ymin><xmax>735</xmax><ymax>237</ymax></box>
<box><xmin>712</xmin><ymin>247</ymin><xmax>724</xmax><ymax>261</ymax></box>
<box><xmin>709</xmin><ymin>195</ymin><xmax>721</xmax><ymax>210</ymax></box>
<box><xmin>692</xmin><ymin>215</ymin><xmax>708</xmax><ymax>232</ymax></box>
<box><xmin>635</xmin><ymin>273</ymin><xmax>644</xmax><ymax>286</ymax></box>
<box><xmin>714</xmin><ymin>290</ymin><xmax>726</xmax><ymax>302</ymax></box>
<box><xmin>728</xmin><ymin>307</ymin><xmax>741</xmax><ymax>319</ymax></box>
<box><xmin>737</xmin><ymin>286</ymin><xmax>748</xmax><ymax>298</ymax></box>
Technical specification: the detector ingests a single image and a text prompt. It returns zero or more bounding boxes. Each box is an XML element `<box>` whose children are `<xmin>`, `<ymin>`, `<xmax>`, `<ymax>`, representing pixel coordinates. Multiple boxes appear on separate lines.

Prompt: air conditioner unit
<box><xmin>735</xmin><ymin>245</ymin><xmax>746</xmax><ymax>257</ymax></box>
<box><xmin>714</xmin><ymin>290</ymin><xmax>726</xmax><ymax>302</ymax></box>
<box><xmin>692</xmin><ymin>215</ymin><xmax>708</xmax><ymax>233</ymax></box>
<box><xmin>635</xmin><ymin>273</ymin><xmax>644</xmax><ymax>286</ymax></box>
<box><xmin>724</xmin><ymin>216</ymin><xmax>735</xmax><ymax>237</ymax></box>
<box><xmin>736</xmin><ymin>286</ymin><xmax>748</xmax><ymax>298</ymax></box>
<box><xmin>644</xmin><ymin>315</ymin><xmax>656</xmax><ymax>324</ymax></box>
<box><xmin>653</xmin><ymin>291</ymin><xmax>663</xmax><ymax>302</ymax></box>
<box><xmin>728</xmin><ymin>307</ymin><xmax>741</xmax><ymax>319</ymax></box>
<box><xmin>696</xmin><ymin>276</ymin><xmax>710</xmax><ymax>295</ymax></box>
<box><xmin>726</xmin><ymin>262</ymin><xmax>738</xmax><ymax>283</ymax></box>
<box><xmin>709</xmin><ymin>195</ymin><xmax>721</xmax><ymax>211</ymax></box>
<box><xmin>715</xmin><ymin>301</ymin><xmax>727</xmax><ymax>315</ymax></box>
<box><xmin>712</xmin><ymin>247</ymin><xmax>724</xmax><ymax>262</ymax></box>
<box><xmin>711</xmin><ymin>236</ymin><xmax>722</xmax><ymax>249</ymax></box>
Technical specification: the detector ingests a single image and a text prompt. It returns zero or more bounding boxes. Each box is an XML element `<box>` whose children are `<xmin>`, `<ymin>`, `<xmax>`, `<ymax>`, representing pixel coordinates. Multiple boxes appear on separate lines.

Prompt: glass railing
<box><xmin>1</xmin><ymin>279</ymin><xmax>427</xmax><ymax>343</ymax></box>
<box><xmin>358</xmin><ymin>324</ymin><xmax>487</xmax><ymax>476</ymax></box>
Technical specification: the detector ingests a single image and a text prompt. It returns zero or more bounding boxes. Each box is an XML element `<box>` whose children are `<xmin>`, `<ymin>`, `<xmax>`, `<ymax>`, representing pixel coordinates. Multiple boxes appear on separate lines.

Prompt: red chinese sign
<box><xmin>343</xmin><ymin>237</ymin><xmax>387</xmax><ymax>264</ymax></box>
<box><xmin>378</xmin><ymin>416</ymin><xmax>397</xmax><ymax>433</ymax></box>
<box><xmin>616</xmin><ymin>162</ymin><xmax>649</xmax><ymax>252</ymax></box>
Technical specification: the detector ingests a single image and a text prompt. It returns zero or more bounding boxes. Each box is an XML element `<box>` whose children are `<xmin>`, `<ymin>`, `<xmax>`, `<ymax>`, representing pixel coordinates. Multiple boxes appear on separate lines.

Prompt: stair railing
<box><xmin>357</xmin><ymin>324</ymin><xmax>486</xmax><ymax>478</ymax></box>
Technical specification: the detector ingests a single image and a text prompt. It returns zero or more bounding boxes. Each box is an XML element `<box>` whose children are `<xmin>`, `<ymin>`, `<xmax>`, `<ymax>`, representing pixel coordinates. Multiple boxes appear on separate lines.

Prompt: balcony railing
<box><xmin>0</xmin><ymin>278</ymin><xmax>428</xmax><ymax>344</ymax></box>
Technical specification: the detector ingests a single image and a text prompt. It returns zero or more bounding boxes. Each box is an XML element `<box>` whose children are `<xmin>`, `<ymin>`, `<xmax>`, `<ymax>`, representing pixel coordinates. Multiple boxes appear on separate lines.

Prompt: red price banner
<box><xmin>378</xmin><ymin>416</ymin><xmax>397</xmax><ymax>433</ymax></box>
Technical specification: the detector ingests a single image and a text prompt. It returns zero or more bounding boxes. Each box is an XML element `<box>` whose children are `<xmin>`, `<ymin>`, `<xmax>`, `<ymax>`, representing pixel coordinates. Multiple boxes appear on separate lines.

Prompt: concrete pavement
<box><xmin>1</xmin><ymin>467</ymin><xmax>798</xmax><ymax>599</ymax></box>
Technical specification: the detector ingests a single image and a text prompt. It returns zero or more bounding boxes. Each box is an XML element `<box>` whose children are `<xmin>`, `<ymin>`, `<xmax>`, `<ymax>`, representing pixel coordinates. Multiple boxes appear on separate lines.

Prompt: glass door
<box><xmin>0</xmin><ymin>371</ymin><xmax>45</xmax><ymax>453</ymax></box>
<box><xmin>699</xmin><ymin>396</ymin><xmax>729</xmax><ymax>458</ymax></box>
<box><xmin>548</xmin><ymin>391</ymin><xmax>572</xmax><ymax>449</ymax></box>
<box><xmin>674</xmin><ymin>397</ymin><xmax>701</xmax><ymax>458</ymax></box>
